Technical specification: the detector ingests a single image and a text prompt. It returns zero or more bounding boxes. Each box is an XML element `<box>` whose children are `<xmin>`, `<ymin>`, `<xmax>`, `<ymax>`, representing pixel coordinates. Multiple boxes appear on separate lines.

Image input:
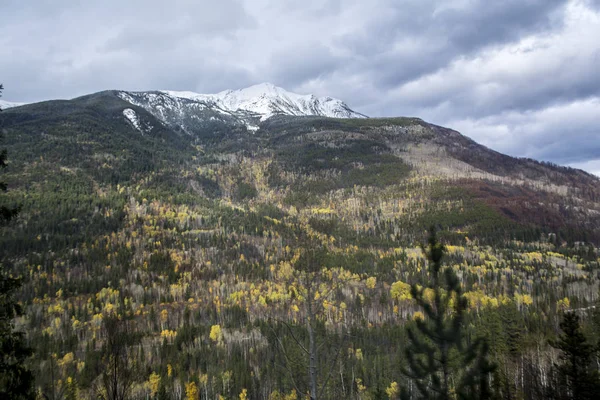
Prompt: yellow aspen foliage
<box><xmin>269</xmin><ymin>389</ymin><xmax>298</xmax><ymax>400</ymax></box>
<box><xmin>167</xmin><ymin>364</ymin><xmax>173</xmax><ymax>377</ymax></box>
<box><xmin>160</xmin><ymin>330</ymin><xmax>177</xmax><ymax>342</ymax></box>
<box><xmin>366</xmin><ymin>277</ymin><xmax>376</xmax><ymax>289</ymax></box>
<box><xmin>104</xmin><ymin>302</ymin><xmax>116</xmax><ymax>315</ymax></box>
<box><xmin>356</xmin><ymin>378</ymin><xmax>367</xmax><ymax>395</ymax></box>
<box><xmin>148</xmin><ymin>372</ymin><xmax>161</xmax><ymax>397</ymax></box>
<box><xmin>557</xmin><ymin>297</ymin><xmax>570</xmax><ymax>311</ymax></box>
<box><xmin>199</xmin><ymin>373</ymin><xmax>208</xmax><ymax>387</ymax></box>
<box><xmin>269</xmin><ymin>391</ymin><xmax>283</xmax><ymax>400</ymax></box>
<box><xmin>386</xmin><ymin>381</ymin><xmax>399</xmax><ymax>399</ymax></box>
<box><xmin>355</xmin><ymin>348</ymin><xmax>363</xmax><ymax>360</ymax></box>
<box><xmin>423</xmin><ymin>288</ymin><xmax>435</xmax><ymax>305</ymax></box>
<box><xmin>186</xmin><ymin>381</ymin><xmax>199</xmax><ymax>400</ymax></box>
<box><xmin>239</xmin><ymin>388</ymin><xmax>248</xmax><ymax>400</ymax></box>
<box><xmin>412</xmin><ymin>311</ymin><xmax>425</xmax><ymax>321</ymax></box>
<box><xmin>390</xmin><ymin>281</ymin><xmax>411</xmax><ymax>301</ymax></box>
<box><xmin>58</xmin><ymin>352</ymin><xmax>74</xmax><ymax>367</ymax></box>
<box><xmin>285</xmin><ymin>390</ymin><xmax>298</xmax><ymax>400</ymax></box>
<box><xmin>210</xmin><ymin>324</ymin><xmax>223</xmax><ymax>343</ymax></box>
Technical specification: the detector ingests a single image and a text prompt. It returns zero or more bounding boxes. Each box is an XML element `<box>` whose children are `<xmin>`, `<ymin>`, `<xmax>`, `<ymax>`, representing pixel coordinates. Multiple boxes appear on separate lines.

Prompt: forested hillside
<box><xmin>1</xmin><ymin>94</ymin><xmax>600</xmax><ymax>399</ymax></box>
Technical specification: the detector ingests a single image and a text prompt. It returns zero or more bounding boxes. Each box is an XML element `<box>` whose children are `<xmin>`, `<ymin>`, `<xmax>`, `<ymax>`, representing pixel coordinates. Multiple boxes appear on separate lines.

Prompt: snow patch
<box><xmin>123</xmin><ymin>108</ymin><xmax>143</xmax><ymax>133</ymax></box>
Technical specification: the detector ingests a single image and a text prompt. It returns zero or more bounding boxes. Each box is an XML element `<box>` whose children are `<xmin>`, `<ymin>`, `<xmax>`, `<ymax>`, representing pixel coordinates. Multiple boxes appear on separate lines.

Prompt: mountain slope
<box><xmin>257</xmin><ymin>115</ymin><xmax>600</xmax><ymax>242</ymax></box>
<box><xmin>0</xmin><ymin>91</ymin><xmax>195</xmax><ymax>186</ymax></box>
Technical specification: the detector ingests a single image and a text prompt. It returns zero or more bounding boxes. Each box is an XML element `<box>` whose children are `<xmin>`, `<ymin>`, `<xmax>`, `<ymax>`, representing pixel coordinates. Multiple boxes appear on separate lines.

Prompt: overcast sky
<box><xmin>1</xmin><ymin>0</ymin><xmax>599</xmax><ymax>175</ymax></box>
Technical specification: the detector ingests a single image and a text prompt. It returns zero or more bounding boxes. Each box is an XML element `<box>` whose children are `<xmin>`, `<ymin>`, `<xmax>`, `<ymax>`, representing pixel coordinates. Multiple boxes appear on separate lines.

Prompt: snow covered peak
<box><xmin>220</xmin><ymin>82</ymin><xmax>280</xmax><ymax>97</ymax></box>
<box><xmin>159</xmin><ymin>83</ymin><xmax>366</xmax><ymax>121</ymax></box>
<box><xmin>117</xmin><ymin>83</ymin><xmax>366</xmax><ymax>135</ymax></box>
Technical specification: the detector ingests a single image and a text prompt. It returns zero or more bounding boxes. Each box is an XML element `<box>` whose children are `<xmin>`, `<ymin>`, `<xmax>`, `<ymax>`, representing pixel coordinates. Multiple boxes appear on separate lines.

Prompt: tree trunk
<box><xmin>308</xmin><ymin>293</ymin><xmax>318</xmax><ymax>400</ymax></box>
<box><xmin>442</xmin><ymin>342</ymin><xmax>450</xmax><ymax>400</ymax></box>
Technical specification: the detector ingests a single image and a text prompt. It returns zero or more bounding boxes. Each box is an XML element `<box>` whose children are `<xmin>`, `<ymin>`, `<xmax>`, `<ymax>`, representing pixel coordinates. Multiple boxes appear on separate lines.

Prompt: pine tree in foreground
<box><xmin>550</xmin><ymin>311</ymin><xmax>600</xmax><ymax>400</ymax></box>
<box><xmin>402</xmin><ymin>228</ymin><xmax>495</xmax><ymax>400</ymax></box>
<box><xmin>0</xmin><ymin>272</ymin><xmax>34</xmax><ymax>399</ymax></box>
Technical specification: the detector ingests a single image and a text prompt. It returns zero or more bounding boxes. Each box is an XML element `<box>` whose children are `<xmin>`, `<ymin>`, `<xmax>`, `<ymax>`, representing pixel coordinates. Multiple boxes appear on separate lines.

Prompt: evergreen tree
<box><xmin>402</xmin><ymin>228</ymin><xmax>495</xmax><ymax>400</ymax></box>
<box><xmin>0</xmin><ymin>272</ymin><xmax>34</xmax><ymax>399</ymax></box>
<box><xmin>459</xmin><ymin>340</ymin><xmax>496</xmax><ymax>400</ymax></box>
<box><xmin>550</xmin><ymin>312</ymin><xmax>600</xmax><ymax>400</ymax></box>
<box><xmin>0</xmin><ymin>83</ymin><xmax>34</xmax><ymax>399</ymax></box>
<box><xmin>157</xmin><ymin>382</ymin><xmax>170</xmax><ymax>400</ymax></box>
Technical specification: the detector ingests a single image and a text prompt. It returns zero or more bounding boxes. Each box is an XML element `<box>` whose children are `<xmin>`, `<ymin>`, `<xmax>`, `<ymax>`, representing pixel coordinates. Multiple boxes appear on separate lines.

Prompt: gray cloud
<box><xmin>586</xmin><ymin>0</ymin><xmax>600</xmax><ymax>9</ymax></box>
<box><xmin>268</xmin><ymin>44</ymin><xmax>344</xmax><ymax>88</ymax></box>
<box><xmin>446</xmin><ymin>98</ymin><xmax>600</xmax><ymax>165</ymax></box>
<box><xmin>1</xmin><ymin>0</ymin><xmax>599</xmax><ymax>175</ymax></box>
<box><xmin>333</xmin><ymin>0</ymin><xmax>566</xmax><ymax>89</ymax></box>
<box><xmin>1</xmin><ymin>0</ymin><xmax>255</xmax><ymax>100</ymax></box>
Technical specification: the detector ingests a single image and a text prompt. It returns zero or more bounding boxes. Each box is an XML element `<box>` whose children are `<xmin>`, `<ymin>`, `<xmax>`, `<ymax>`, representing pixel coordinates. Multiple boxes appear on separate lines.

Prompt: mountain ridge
<box><xmin>115</xmin><ymin>83</ymin><xmax>366</xmax><ymax>133</ymax></box>
<box><xmin>160</xmin><ymin>82</ymin><xmax>367</xmax><ymax>121</ymax></box>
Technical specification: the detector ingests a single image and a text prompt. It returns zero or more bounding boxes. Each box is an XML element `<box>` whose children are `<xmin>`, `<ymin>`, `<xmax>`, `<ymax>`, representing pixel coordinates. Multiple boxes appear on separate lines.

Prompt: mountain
<box><xmin>117</xmin><ymin>82</ymin><xmax>366</xmax><ymax>133</ymax></box>
<box><xmin>1</xmin><ymin>84</ymin><xmax>600</xmax><ymax>399</ymax></box>
<box><xmin>1</xmin><ymin>87</ymin><xmax>599</xmax><ymax>244</ymax></box>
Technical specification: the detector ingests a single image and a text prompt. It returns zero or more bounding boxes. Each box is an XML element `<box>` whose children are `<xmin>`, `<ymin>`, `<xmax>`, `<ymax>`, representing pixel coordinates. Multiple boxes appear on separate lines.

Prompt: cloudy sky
<box><xmin>1</xmin><ymin>0</ymin><xmax>599</xmax><ymax>175</ymax></box>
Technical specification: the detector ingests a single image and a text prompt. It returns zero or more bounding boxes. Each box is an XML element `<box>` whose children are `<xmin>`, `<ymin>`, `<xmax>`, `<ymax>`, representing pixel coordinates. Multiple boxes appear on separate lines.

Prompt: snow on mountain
<box><xmin>123</xmin><ymin>108</ymin><xmax>140</xmax><ymax>129</ymax></box>
<box><xmin>0</xmin><ymin>100</ymin><xmax>26</xmax><ymax>110</ymax></box>
<box><xmin>161</xmin><ymin>83</ymin><xmax>367</xmax><ymax>121</ymax></box>
<box><xmin>117</xmin><ymin>90</ymin><xmax>242</xmax><ymax>135</ymax></box>
<box><xmin>116</xmin><ymin>83</ymin><xmax>366</xmax><ymax>134</ymax></box>
<box><xmin>121</xmin><ymin>106</ymin><xmax>157</xmax><ymax>135</ymax></box>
